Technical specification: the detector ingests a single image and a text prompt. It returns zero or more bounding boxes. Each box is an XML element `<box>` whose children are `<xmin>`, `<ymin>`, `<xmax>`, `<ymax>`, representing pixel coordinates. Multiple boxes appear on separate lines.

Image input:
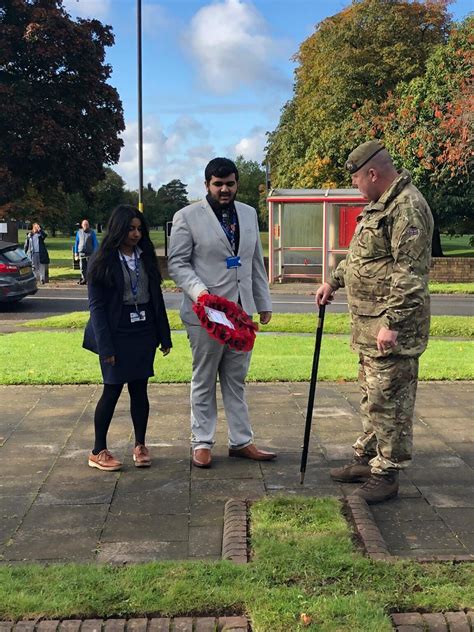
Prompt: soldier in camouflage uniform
<box><xmin>316</xmin><ymin>140</ymin><xmax>434</xmax><ymax>503</ymax></box>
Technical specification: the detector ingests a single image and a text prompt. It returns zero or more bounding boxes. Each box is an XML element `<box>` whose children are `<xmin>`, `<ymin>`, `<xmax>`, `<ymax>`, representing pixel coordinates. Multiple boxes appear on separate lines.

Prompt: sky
<box><xmin>62</xmin><ymin>0</ymin><xmax>472</xmax><ymax>200</ymax></box>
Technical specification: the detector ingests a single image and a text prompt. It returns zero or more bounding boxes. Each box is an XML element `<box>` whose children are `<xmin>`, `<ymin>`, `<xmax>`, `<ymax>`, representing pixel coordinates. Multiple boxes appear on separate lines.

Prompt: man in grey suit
<box><xmin>168</xmin><ymin>157</ymin><xmax>276</xmax><ymax>468</ymax></box>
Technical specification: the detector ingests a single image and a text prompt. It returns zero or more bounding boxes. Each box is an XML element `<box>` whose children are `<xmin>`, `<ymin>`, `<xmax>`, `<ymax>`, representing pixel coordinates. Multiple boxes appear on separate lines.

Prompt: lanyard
<box><xmin>120</xmin><ymin>249</ymin><xmax>140</xmax><ymax>311</ymax></box>
<box><xmin>219</xmin><ymin>209</ymin><xmax>237</xmax><ymax>252</ymax></box>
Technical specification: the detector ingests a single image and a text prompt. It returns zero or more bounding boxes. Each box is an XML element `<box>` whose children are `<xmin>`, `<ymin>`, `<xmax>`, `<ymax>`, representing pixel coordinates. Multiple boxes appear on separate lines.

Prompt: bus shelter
<box><xmin>267</xmin><ymin>189</ymin><xmax>366</xmax><ymax>283</ymax></box>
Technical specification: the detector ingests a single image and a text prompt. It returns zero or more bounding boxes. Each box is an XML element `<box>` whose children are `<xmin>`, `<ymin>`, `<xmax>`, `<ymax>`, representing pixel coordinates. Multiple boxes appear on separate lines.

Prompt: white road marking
<box><xmin>27</xmin><ymin>296</ymin><xmax>87</xmax><ymax>301</ymax></box>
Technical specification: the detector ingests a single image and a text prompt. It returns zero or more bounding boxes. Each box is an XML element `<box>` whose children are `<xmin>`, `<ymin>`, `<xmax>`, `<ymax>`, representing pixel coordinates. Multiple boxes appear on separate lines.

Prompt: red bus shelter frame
<box><xmin>268</xmin><ymin>194</ymin><xmax>365</xmax><ymax>283</ymax></box>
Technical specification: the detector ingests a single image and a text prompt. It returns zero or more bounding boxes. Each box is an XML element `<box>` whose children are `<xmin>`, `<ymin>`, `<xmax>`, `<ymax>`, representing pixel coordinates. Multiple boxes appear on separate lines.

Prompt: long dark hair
<box><xmin>88</xmin><ymin>205</ymin><xmax>162</xmax><ymax>286</ymax></box>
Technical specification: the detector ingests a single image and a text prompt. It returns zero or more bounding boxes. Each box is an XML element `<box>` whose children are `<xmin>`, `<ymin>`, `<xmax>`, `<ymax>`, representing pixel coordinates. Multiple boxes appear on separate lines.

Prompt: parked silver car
<box><xmin>0</xmin><ymin>241</ymin><xmax>38</xmax><ymax>303</ymax></box>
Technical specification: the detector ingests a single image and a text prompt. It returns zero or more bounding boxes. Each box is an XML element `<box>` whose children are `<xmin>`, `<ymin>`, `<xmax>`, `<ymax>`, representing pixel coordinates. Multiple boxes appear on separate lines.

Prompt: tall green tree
<box><xmin>234</xmin><ymin>155</ymin><xmax>267</xmax><ymax>228</ymax></box>
<box><xmin>91</xmin><ymin>168</ymin><xmax>127</xmax><ymax>229</ymax></box>
<box><xmin>156</xmin><ymin>179</ymin><xmax>189</xmax><ymax>225</ymax></box>
<box><xmin>266</xmin><ymin>0</ymin><xmax>450</xmax><ymax>189</ymax></box>
<box><xmin>0</xmin><ymin>0</ymin><xmax>124</xmax><ymax>213</ymax></box>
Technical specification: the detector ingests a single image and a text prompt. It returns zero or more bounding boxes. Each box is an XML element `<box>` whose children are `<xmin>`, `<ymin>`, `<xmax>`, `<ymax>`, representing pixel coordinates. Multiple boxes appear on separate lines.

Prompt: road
<box><xmin>0</xmin><ymin>286</ymin><xmax>472</xmax><ymax>320</ymax></box>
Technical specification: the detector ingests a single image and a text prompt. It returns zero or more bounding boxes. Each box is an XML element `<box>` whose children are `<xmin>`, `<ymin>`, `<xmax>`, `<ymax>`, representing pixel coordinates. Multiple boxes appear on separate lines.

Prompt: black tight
<box><xmin>92</xmin><ymin>379</ymin><xmax>150</xmax><ymax>454</ymax></box>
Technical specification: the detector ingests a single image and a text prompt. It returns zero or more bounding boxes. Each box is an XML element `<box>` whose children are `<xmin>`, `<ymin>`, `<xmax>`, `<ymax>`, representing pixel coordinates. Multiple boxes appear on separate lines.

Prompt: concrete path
<box><xmin>0</xmin><ymin>382</ymin><xmax>472</xmax><ymax>563</ymax></box>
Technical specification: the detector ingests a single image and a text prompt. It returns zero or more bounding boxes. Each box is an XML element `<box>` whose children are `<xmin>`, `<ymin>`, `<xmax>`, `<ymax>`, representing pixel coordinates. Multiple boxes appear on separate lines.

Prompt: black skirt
<box><xmin>100</xmin><ymin>303</ymin><xmax>157</xmax><ymax>384</ymax></box>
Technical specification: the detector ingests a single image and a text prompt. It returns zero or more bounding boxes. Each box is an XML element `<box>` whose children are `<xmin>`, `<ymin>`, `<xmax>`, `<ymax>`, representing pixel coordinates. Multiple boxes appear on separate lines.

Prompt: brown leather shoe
<box><xmin>351</xmin><ymin>472</ymin><xmax>399</xmax><ymax>504</ymax></box>
<box><xmin>88</xmin><ymin>449</ymin><xmax>122</xmax><ymax>472</ymax></box>
<box><xmin>229</xmin><ymin>444</ymin><xmax>276</xmax><ymax>461</ymax></box>
<box><xmin>133</xmin><ymin>444</ymin><xmax>151</xmax><ymax>468</ymax></box>
<box><xmin>330</xmin><ymin>454</ymin><xmax>372</xmax><ymax>483</ymax></box>
<box><xmin>192</xmin><ymin>448</ymin><xmax>212</xmax><ymax>468</ymax></box>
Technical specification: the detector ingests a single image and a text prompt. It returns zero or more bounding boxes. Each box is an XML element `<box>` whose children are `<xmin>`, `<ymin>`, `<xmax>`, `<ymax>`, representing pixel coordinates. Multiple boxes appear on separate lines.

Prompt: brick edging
<box><xmin>346</xmin><ymin>496</ymin><xmax>474</xmax><ymax>563</ymax></box>
<box><xmin>346</xmin><ymin>496</ymin><xmax>395</xmax><ymax>561</ymax></box>
<box><xmin>0</xmin><ymin>617</ymin><xmax>249</xmax><ymax>632</ymax></box>
<box><xmin>391</xmin><ymin>611</ymin><xmax>474</xmax><ymax>631</ymax></box>
<box><xmin>222</xmin><ymin>499</ymin><xmax>248</xmax><ymax>564</ymax></box>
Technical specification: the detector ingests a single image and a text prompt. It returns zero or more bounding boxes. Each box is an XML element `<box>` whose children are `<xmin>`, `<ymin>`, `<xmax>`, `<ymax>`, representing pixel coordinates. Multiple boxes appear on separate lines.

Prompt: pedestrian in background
<box><xmin>316</xmin><ymin>140</ymin><xmax>433</xmax><ymax>504</ymax></box>
<box><xmin>83</xmin><ymin>205</ymin><xmax>172</xmax><ymax>472</ymax></box>
<box><xmin>24</xmin><ymin>222</ymin><xmax>50</xmax><ymax>284</ymax></box>
<box><xmin>74</xmin><ymin>219</ymin><xmax>98</xmax><ymax>285</ymax></box>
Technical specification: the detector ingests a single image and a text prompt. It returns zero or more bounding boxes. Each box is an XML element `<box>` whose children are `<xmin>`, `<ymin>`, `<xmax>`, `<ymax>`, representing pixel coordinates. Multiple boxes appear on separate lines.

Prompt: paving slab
<box><xmin>0</xmin><ymin>382</ymin><xmax>472</xmax><ymax>562</ymax></box>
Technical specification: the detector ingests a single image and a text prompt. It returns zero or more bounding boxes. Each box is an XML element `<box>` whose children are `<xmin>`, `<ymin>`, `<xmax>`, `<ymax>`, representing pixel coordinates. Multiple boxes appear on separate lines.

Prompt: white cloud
<box><xmin>114</xmin><ymin>116</ymin><xmax>215</xmax><ymax>200</ymax></box>
<box><xmin>233</xmin><ymin>127</ymin><xmax>267</xmax><ymax>163</ymax></box>
<box><xmin>186</xmin><ymin>0</ymin><xmax>289</xmax><ymax>94</ymax></box>
<box><xmin>63</xmin><ymin>0</ymin><xmax>112</xmax><ymax>20</ymax></box>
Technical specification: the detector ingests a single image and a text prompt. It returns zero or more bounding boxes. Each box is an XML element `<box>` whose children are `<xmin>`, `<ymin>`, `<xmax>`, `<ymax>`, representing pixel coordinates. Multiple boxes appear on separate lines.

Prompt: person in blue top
<box><xmin>74</xmin><ymin>219</ymin><xmax>99</xmax><ymax>285</ymax></box>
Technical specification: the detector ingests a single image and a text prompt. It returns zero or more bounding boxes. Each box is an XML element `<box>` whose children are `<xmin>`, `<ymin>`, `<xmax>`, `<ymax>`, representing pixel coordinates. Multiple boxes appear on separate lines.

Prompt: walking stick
<box><xmin>300</xmin><ymin>303</ymin><xmax>326</xmax><ymax>484</ymax></box>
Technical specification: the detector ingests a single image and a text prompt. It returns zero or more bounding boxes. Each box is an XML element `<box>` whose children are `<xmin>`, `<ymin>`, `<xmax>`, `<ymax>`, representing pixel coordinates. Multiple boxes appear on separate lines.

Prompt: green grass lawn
<box><xmin>0</xmin><ymin>497</ymin><xmax>472</xmax><ymax>630</ymax></box>
<box><xmin>440</xmin><ymin>234</ymin><xmax>474</xmax><ymax>257</ymax></box>
<box><xmin>0</xmin><ymin>331</ymin><xmax>472</xmax><ymax>384</ymax></box>
<box><xmin>23</xmin><ymin>310</ymin><xmax>474</xmax><ymax>339</ymax></box>
<box><xmin>428</xmin><ymin>282</ymin><xmax>474</xmax><ymax>294</ymax></box>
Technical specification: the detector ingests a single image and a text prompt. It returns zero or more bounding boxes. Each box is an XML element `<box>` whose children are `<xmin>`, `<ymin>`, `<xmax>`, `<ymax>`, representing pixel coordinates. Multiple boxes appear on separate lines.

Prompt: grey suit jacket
<box><xmin>167</xmin><ymin>199</ymin><xmax>272</xmax><ymax>325</ymax></box>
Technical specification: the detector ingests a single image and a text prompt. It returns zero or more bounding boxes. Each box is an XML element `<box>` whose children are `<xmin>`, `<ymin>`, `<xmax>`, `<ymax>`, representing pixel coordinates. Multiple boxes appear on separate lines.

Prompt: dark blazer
<box><xmin>24</xmin><ymin>230</ymin><xmax>50</xmax><ymax>264</ymax></box>
<box><xmin>82</xmin><ymin>252</ymin><xmax>172</xmax><ymax>357</ymax></box>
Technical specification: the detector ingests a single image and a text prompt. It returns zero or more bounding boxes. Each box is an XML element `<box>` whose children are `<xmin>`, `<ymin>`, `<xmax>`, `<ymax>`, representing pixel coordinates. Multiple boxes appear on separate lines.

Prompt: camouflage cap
<box><xmin>345</xmin><ymin>140</ymin><xmax>385</xmax><ymax>174</ymax></box>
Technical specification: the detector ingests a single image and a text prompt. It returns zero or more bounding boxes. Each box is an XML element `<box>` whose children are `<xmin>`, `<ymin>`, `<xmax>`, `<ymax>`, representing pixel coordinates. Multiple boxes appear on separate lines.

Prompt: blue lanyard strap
<box><xmin>120</xmin><ymin>249</ymin><xmax>140</xmax><ymax>307</ymax></box>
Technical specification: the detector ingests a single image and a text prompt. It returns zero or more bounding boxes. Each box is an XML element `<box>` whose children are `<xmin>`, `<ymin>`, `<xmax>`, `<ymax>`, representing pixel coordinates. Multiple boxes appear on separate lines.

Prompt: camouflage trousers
<box><xmin>352</xmin><ymin>354</ymin><xmax>419</xmax><ymax>474</ymax></box>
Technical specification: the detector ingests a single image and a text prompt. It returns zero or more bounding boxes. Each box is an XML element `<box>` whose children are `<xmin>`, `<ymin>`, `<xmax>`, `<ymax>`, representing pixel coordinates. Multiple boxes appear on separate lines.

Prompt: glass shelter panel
<box><xmin>282</xmin><ymin>203</ymin><xmax>323</xmax><ymax>248</ymax></box>
<box><xmin>281</xmin><ymin>203</ymin><xmax>323</xmax><ymax>279</ymax></box>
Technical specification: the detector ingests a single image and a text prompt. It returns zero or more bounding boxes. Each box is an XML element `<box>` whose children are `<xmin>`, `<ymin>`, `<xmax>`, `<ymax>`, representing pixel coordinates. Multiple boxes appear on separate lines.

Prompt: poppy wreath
<box><xmin>192</xmin><ymin>293</ymin><xmax>259</xmax><ymax>352</ymax></box>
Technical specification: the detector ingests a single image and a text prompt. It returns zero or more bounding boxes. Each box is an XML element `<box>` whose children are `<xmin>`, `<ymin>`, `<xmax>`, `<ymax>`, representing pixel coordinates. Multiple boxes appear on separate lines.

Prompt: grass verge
<box><xmin>0</xmin><ymin>498</ymin><xmax>472</xmax><ymax>631</ymax></box>
<box><xmin>23</xmin><ymin>311</ymin><xmax>474</xmax><ymax>339</ymax></box>
<box><xmin>0</xmin><ymin>332</ymin><xmax>472</xmax><ymax>384</ymax></box>
<box><xmin>429</xmin><ymin>282</ymin><xmax>474</xmax><ymax>294</ymax></box>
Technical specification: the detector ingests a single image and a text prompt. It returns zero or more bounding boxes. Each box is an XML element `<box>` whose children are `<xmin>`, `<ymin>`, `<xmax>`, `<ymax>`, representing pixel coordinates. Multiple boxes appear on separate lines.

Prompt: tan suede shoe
<box><xmin>88</xmin><ymin>449</ymin><xmax>122</xmax><ymax>472</ymax></box>
<box><xmin>133</xmin><ymin>444</ymin><xmax>151</xmax><ymax>468</ymax></box>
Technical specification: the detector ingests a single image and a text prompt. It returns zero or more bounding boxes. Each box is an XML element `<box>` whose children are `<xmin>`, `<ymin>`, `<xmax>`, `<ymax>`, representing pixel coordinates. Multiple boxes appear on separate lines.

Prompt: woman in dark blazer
<box><xmin>83</xmin><ymin>205</ymin><xmax>172</xmax><ymax>472</ymax></box>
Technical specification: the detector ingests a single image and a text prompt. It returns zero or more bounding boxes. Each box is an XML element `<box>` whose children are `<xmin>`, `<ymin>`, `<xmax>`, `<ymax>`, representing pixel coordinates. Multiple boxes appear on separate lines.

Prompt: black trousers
<box><xmin>79</xmin><ymin>255</ymin><xmax>89</xmax><ymax>282</ymax></box>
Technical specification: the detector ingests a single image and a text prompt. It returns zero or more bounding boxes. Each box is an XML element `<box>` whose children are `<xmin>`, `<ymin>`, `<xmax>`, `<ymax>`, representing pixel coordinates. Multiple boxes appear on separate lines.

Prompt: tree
<box><xmin>233</xmin><ymin>155</ymin><xmax>267</xmax><ymax>228</ymax></box>
<box><xmin>348</xmin><ymin>16</ymin><xmax>473</xmax><ymax>252</ymax></box>
<box><xmin>266</xmin><ymin>0</ymin><xmax>450</xmax><ymax>189</ymax></box>
<box><xmin>0</xmin><ymin>0</ymin><xmax>124</xmax><ymax>213</ymax></box>
<box><xmin>4</xmin><ymin>183</ymin><xmax>65</xmax><ymax>234</ymax></box>
<box><xmin>156</xmin><ymin>179</ymin><xmax>189</xmax><ymax>225</ymax></box>
<box><xmin>91</xmin><ymin>168</ymin><xmax>127</xmax><ymax>229</ymax></box>
<box><xmin>382</xmin><ymin>17</ymin><xmax>473</xmax><ymax>244</ymax></box>
<box><xmin>234</xmin><ymin>156</ymin><xmax>265</xmax><ymax>208</ymax></box>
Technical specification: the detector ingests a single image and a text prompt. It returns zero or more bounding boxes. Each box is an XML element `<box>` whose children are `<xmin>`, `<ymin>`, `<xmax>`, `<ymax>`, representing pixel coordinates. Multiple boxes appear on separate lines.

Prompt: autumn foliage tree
<box><xmin>266</xmin><ymin>0</ymin><xmax>450</xmax><ymax>189</ymax></box>
<box><xmin>379</xmin><ymin>17</ymin><xmax>473</xmax><ymax>242</ymax></box>
<box><xmin>0</xmin><ymin>0</ymin><xmax>124</xmax><ymax>218</ymax></box>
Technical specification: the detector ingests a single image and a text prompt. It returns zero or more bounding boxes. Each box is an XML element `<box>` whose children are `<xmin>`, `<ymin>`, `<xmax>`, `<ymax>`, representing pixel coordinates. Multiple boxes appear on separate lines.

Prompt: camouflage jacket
<box><xmin>330</xmin><ymin>170</ymin><xmax>434</xmax><ymax>358</ymax></box>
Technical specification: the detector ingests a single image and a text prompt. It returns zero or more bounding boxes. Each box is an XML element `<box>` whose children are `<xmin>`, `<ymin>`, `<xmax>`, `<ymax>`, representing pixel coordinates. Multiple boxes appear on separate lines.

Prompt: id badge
<box><xmin>226</xmin><ymin>255</ymin><xmax>241</xmax><ymax>269</ymax></box>
<box><xmin>130</xmin><ymin>310</ymin><xmax>146</xmax><ymax>323</ymax></box>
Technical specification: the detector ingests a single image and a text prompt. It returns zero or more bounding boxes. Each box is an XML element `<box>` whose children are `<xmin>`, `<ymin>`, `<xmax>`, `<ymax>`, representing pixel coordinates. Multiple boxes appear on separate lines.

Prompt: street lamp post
<box><xmin>137</xmin><ymin>0</ymin><xmax>144</xmax><ymax>212</ymax></box>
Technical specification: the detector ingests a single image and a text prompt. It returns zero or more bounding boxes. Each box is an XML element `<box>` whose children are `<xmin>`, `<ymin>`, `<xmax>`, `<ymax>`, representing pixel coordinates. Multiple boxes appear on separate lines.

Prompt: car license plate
<box><xmin>20</xmin><ymin>266</ymin><xmax>31</xmax><ymax>276</ymax></box>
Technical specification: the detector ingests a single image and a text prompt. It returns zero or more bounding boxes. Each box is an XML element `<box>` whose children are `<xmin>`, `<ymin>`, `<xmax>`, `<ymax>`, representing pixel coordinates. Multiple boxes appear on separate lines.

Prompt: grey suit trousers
<box><xmin>186</xmin><ymin>324</ymin><xmax>254</xmax><ymax>450</ymax></box>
